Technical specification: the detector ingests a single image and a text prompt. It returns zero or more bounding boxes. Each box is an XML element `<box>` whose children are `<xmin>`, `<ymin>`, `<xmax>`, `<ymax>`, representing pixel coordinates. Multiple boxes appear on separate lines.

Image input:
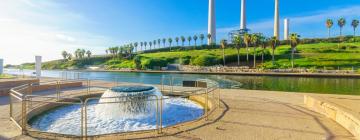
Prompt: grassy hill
<box><xmin>14</xmin><ymin>42</ymin><xmax>360</xmax><ymax>71</ymax></box>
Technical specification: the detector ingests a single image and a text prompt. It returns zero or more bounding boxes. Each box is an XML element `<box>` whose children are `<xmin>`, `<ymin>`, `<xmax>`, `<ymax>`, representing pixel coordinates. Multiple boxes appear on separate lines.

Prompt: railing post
<box><xmin>28</xmin><ymin>83</ymin><xmax>33</xmax><ymax>108</ymax></box>
<box><xmin>9</xmin><ymin>92</ymin><xmax>13</xmax><ymax>119</ymax></box>
<box><xmin>205</xmin><ymin>88</ymin><xmax>208</xmax><ymax>121</ymax></box>
<box><xmin>21</xmin><ymin>96</ymin><xmax>27</xmax><ymax>134</ymax></box>
<box><xmin>87</xmin><ymin>79</ymin><xmax>90</xmax><ymax>95</ymax></box>
<box><xmin>156</xmin><ymin>96</ymin><xmax>159</xmax><ymax>134</ymax></box>
<box><xmin>81</xmin><ymin>102</ymin><xmax>84</xmax><ymax>139</ymax></box>
<box><xmin>56</xmin><ymin>81</ymin><xmax>60</xmax><ymax>100</ymax></box>
<box><xmin>84</xmin><ymin>101</ymin><xmax>88</xmax><ymax>139</ymax></box>
<box><xmin>160</xmin><ymin>96</ymin><xmax>163</xmax><ymax>133</ymax></box>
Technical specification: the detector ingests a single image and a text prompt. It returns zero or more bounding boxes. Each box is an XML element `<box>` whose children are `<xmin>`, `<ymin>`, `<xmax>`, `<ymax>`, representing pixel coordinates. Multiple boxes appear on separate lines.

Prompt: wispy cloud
<box><xmin>0</xmin><ymin>0</ymin><xmax>116</xmax><ymax>65</ymax></box>
<box><xmin>217</xmin><ymin>6</ymin><xmax>360</xmax><ymax>38</ymax></box>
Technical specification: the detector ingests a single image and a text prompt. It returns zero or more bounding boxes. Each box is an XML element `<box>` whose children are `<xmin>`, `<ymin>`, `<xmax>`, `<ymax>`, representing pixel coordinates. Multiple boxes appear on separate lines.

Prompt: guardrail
<box><xmin>9</xmin><ymin>76</ymin><xmax>221</xmax><ymax>139</ymax></box>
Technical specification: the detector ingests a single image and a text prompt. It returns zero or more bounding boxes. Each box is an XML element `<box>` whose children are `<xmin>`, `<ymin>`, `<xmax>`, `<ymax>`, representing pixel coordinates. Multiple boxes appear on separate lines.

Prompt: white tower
<box><xmin>35</xmin><ymin>56</ymin><xmax>42</xmax><ymax>78</ymax></box>
<box><xmin>274</xmin><ymin>0</ymin><xmax>280</xmax><ymax>39</ymax></box>
<box><xmin>284</xmin><ymin>19</ymin><xmax>289</xmax><ymax>40</ymax></box>
<box><xmin>240</xmin><ymin>0</ymin><xmax>246</xmax><ymax>30</ymax></box>
<box><xmin>208</xmin><ymin>0</ymin><xmax>216</xmax><ymax>44</ymax></box>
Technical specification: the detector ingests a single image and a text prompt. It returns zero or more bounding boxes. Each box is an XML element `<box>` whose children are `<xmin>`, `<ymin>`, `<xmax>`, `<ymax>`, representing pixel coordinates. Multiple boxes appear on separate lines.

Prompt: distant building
<box><xmin>35</xmin><ymin>56</ymin><xmax>42</xmax><ymax>78</ymax></box>
<box><xmin>208</xmin><ymin>0</ymin><xmax>216</xmax><ymax>44</ymax></box>
<box><xmin>273</xmin><ymin>0</ymin><xmax>280</xmax><ymax>39</ymax></box>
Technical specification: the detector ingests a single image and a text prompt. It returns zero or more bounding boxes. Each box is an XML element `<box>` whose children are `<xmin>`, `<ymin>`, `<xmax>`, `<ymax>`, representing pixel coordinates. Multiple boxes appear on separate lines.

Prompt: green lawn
<box><xmin>14</xmin><ymin>42</ymin><xmax>360</xmax><ymax>70</ymax></box>
<box><xmin>0</xmin><ymin>74</ymin><xmax>14</xmax><ymax>79</ymax></box>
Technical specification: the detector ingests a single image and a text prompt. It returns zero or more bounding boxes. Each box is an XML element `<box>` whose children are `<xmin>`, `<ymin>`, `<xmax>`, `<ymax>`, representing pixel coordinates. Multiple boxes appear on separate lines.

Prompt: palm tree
<box><xmin>168</xmin><ymin>38</ymin><xmax>173</xmax><ymax>51</ymax></box>
<box><xmin>162</xmin><ymin>38</ymin><xmax>166</xmax><ymax>48</ymax></box>
<box><xmin>220</xmin><ymin>39</ymin><xmax>227</xmax><ymax>66</ymax></box>
<box><xmin>260</xmin><ymin>37</ymin><xmax>268</xmax><ymax>64</ymax></box>
<box><xmin>181</xmin><ymin>36</ymin><xmax>186</xmax><ymax>47</ymax></box>
<box><xmin>250</xmin><ymin>34</ymin><xmax>260</xmax><ymax>68</ymax></box>
<box><xmin>200</xmin><ymin>34</ymin><xmax>205</xmax><ymax>45</ymax></box>
<box><xmin>140</xmin><ymin>42</ymin><xmax>144</xmax><ymax>51</ymax></box>
<box><xmin>243</xmin><ymin>33</ymin><xmax>251</xmax><ymax>63</ymax></box>
<box><xmin>289</xmin><ymin>33</ymin><xmax>300</xmax><ymax>68</ymax></box>
<box><xmin>175</xmin><ymin>37</ymin><xmax>180</xmax><ymax>46</ymax></box>
<box><xmin>157</xmin><ymin>39</ymin><xmax>161</xmax><ymax>48</ymax></box>
<box><xmin>187</xmin><ymin>36</ymin><xmax>192</xmax><ymax>47</ymax></box>
<box><xmin>338</xmin><ymin>18</ymin><xmax>346</xmax><ymax>37</ymax></box>
<box><xmin>153</xmin><ymin>40</ymin><xmax>157</xmax><ymax>49</ymax></box>
<box><xmin>207</xmin><ymin>34</ymin><xmax>212</xmax><ymax>45</ymax></box>
<box><xmin>233</xmin><ymin>35</ymin><xmax>243</xmax><ymax>66</ymax></box>
<box><xmin>86</xmin><ymin>50</ymin><xmax>92</xmax><ymax>58</ymax></box>
<box><xmin>61</xmin><ymin>51</ymin><xmax>68</xmax><ymax>60</ymax></box>
<box><xmin>144</xmin><ymin>42</ymin><xmax>148</xmax><ymax>51</ymax></box>
<box><xmin>269</xmin><ymin>37</ymin><xmax>279</xmax><ymax>65</ymax></box>
<box><xmin>134</xmin><ymin>42</ymin><xmax>138</xmax><ymax>52</ymax></box>
<box><xmin>149</xmin><ymin>42</ymin><xmax>152</xmax><ymax>50</ymax></box>
<box><xmin>326</xmin><ymin>19</ymin><xmax>334</xmax><ymax>38</ymax></box>
<box><xmin>193</xmin><ymin>35</ymin><xmax>198</xmax><ymax>47</ymax></box>
<box><xmin>351</xmin><ymin>19</ymin><xmax>359</xmax><ymax>37</ymax></box>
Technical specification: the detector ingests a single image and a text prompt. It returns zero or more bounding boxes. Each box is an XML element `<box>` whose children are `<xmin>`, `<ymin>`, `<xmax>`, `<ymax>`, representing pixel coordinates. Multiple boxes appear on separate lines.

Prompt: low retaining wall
<box><xmin>304</xmin><ymin>95</ymin><xmax>360</xmax><ymax>139</ymax></box>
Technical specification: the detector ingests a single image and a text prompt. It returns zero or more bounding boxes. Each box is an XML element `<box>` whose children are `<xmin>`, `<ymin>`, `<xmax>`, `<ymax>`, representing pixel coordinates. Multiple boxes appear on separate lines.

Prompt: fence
<box><xmin>9</xmin><ymin>76</ymin><xmax>221</xmax><ymax>139</ymax></box>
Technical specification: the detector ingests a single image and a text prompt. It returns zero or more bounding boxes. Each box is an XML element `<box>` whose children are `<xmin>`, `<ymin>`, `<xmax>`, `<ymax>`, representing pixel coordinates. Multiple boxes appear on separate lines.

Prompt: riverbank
<box><xmin>83</xmin><ymin>69</ymin><xmax>360</xmax><ymax>78</ymax></box>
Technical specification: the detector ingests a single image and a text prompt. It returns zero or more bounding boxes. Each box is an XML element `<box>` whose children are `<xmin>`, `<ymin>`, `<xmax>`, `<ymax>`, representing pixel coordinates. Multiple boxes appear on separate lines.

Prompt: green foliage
<box><xmin>134</xmin><ymin>56</ymin><xmax>142</xmax><ymax>70</ymax></box>
<box><xmin>191</xmin><ymin>55</ymin><xmax>219</xmax><ymax>66</ymax></box>
<box><xmin>0</xmin><ymin>74</ymin><xmax>14</xmax><ymax>79</ymax></box>
<box><xmin>141</xmin><ymin>58</ymin><xmax>168</xmax><ymax>69</ymax></box>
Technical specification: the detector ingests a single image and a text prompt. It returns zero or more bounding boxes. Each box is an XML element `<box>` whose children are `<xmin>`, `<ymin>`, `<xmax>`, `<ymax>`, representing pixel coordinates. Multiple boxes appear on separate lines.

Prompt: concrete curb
<box><xmin>304</xmin><ymin>95</ymin><xmax>360</xmax><ymax>139</ymax></box>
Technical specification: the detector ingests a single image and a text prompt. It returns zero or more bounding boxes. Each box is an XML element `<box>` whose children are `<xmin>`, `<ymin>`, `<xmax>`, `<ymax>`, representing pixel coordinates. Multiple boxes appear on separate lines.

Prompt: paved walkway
<box><xmin>0</xmin><ymin>82</ymin><xmax>357</xmax><ymax>139</ymax></box>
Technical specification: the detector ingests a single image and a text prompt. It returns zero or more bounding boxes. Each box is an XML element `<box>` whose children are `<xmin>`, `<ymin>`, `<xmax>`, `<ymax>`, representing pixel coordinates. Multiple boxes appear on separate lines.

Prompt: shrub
<box><xmin>191</xmin><ymin>55</ymin><xmax>219</xmax><ymax>66</ymax></box>
<box><xmin>180</xmin><ymin>56</ymin><xmax>191</xmax><ymax>65</ymax></box>
<box><xmin>141</xmin><ymin>58</ymin><xmax>168</xmax><ymax>70</ymax></box>
<box><xmin>134</xmin><ymin>56</ymin><xmax>142</xmax><ymax>69</ymax></box>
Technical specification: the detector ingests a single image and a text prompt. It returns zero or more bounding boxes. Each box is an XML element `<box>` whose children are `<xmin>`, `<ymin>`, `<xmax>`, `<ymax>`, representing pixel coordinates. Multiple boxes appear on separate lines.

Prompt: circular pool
<box><xmin>29</xmin><ymin>86</ymin><xmax>204</xmax><ymax>136</ymax></box>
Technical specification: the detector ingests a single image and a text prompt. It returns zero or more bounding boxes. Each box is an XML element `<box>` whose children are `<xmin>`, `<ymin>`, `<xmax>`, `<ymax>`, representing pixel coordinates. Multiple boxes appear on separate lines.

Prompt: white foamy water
<box><xmin>29</xmin><ymin>96</ymin><xmax>203</xmax><ymax>136</ymax></box>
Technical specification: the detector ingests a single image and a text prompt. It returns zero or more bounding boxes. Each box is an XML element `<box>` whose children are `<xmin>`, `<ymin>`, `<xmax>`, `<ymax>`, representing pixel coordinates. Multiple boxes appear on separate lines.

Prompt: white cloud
<box><xmin>0</xmin><ymin>0</ymin><xmax>115</xmax><ymax>65</ymax></box>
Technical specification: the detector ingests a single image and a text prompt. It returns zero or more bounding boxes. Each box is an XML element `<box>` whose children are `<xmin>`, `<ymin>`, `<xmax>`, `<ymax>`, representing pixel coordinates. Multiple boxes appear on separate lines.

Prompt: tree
<box><xmin>193</xmin><ymin>35</ymin><xmax>198</xmax><ymax>47</ymax></box>
<box><xmin>144</xmin><ymin>42</ymin><xmax>147</xmax><ymax>51</ymax></box>
<box><xmin>157</xmin><ymin>39</ymin><xmax>161</xmax><ymax>48</ymax></box>
<box><xmin>243</xmin><ymin>33</ymin><xmax>251</xmax><ymax>63</ymax></box>
<box><xmin>233</xmin><ymin>35</ymin><xmax>243</xmax><ymax>66</ymax></box>
<box><xmin>181</xmin><ymin>36</ymin><xmax>186</xmax><ymax>46</ymax></box>
<box><xmin>207</xmin><ymin>34</ymin><xmax>212</xmax><ymax>45</ymax></box>
<box><xmin>269</xmin><ymin>37</ymin><xmax>279</xmax><ymax>65</ymax></box>
<box><xmin>67</xmin><ymin>53</ymin><xmax>72</xmax><ymax>60</ymax></box>
<box><xmin>260</xmin><ymin>37</ymin><xmax>268</xmax><ymax>64</ymax></box>
<box><xmin>149</xmin><ymin>42</ymin><xmax>152</xmax><ymax>50</ymax></box>
<box><xmin>351</xmin><ymin>19</ymin><xmax>359</xmax><ymax>37</ymax></box>
<box><xmin>338</xmin><ymin>18</ymin><xmax>346</xmax><ymax>37</ymax></box>
<box><xmin>140</xmin><ymin>42</ymin><xmax>144</xmax><ymax>51</ymax></box>
<box><xmin>289</xmin><ymin>33</ymin><xmax>300</xmax><ymax>68</ymax></box>
<box><xmin>326</xmin><ymin>19</ymin><xmax>334</xmax><ymax>38</ymax></box>
<box><xmin>250</xmin><ymin>34</ymin><xmax>260</xmax><ymax>68</ymax></box>
<box><xmin>175</xmin><ymin>37</ymin><xmax>179</xmax><ymax>46</ymax></box>
<box><xmin>153</xmin><ymin>40</ymin><xmax>157</xmax><ymax>49</ymax></box>
<box><xmin>168</xmin><ymin>38</ymin><xmax>173</xmax><ymax>51</ymax></box>
<box><xmin>162</xmin><ymin>38</ymin><xmax>166</xmax><ymax>48</ymax></box>
<box><xmin>61</xmin><ymin>51</ymin><xmax>68</xmax><ymax>60</ymax></box>
<box><xmin>105</xmin><ymin>50</ymin><xmax>108</xmax><ymax>55</ymax></box>
<box><xmin>200</xmin><ymin>34</ymin><xmax>205</xmax><ymax>45</ymax></box>
<box><xmin>220</xmin><ymin>39</ymin><xmax>227</xmax><ymax>66</ymax></box>
<box><xmin>134</xmin><ymin>42</ymin><xmax>138</xmax><ymax>52</ymax></box>
<box><xmin>187</xmin><ymin>36</ymin><xmax>192</xmax><ymax>47</ymax></box>
<box><xmin>86</xmin><ymin>50</ymin><xmax>92</xmax><ymax>58</ymax></box>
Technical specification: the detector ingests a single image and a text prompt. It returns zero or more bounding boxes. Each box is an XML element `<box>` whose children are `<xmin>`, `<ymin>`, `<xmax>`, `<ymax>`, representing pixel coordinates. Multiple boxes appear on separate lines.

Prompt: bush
<box><xmin>141</xmin><ymin>58</ymin><xmax>168</xmax><ymax>70</ymax></box>
<box><xmin>191</xmin><ymin>55</ymin><xmax>219</xmax><ymax>66</ymax></box>
<box><xmin>180</xmin><ymin>56</ymin><xmax>191</xmax><ymax>65</ymax></box>
<box><xmin>134</xmin><ymin>56</ymin><xmax>142</xmax><ymax>69</ymax></box>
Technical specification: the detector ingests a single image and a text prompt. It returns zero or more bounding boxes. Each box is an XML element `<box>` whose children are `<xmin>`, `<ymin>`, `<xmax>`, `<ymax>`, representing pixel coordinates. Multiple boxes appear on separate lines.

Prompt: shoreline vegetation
<box><xmin>6</xmin><ymin>36</ymin><xmax>360</xmax><ymax>75</ymax></box>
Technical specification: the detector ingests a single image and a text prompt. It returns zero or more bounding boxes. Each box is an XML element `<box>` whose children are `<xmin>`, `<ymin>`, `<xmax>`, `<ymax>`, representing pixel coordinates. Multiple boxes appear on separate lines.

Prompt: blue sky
<box><xmin>1</xmin><ymin>0</ymin><xmax>360</xmax><ymax>64</ymax></box>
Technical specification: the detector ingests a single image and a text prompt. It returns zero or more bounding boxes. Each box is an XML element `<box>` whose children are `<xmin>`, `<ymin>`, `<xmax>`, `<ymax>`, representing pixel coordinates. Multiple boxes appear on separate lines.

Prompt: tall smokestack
<box><xmin>274</xmin><ymin>0</ymin><xmax>280</xmax><ymax>39</ymax></box>
<box><xmin>284</xmin><ymin>18</ymin><xmax>289</xmax><ymax>40</ymax></box>
<box><xmin>240</xmin><ymin>0</ymin><xmax>246</xmax><ymax>30</ymax></box>
<box><xmin>208</xmin><ymin>0</ymin><xmax>216</xmax><ymax>44</ymax></box>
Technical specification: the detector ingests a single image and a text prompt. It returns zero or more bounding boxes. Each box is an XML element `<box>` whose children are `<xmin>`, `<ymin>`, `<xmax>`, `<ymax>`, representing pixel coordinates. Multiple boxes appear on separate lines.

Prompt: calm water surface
<box><xmin>4</xmin><ymin>69</ymin><xmax>360</xmax><ymax>95</ymax></box>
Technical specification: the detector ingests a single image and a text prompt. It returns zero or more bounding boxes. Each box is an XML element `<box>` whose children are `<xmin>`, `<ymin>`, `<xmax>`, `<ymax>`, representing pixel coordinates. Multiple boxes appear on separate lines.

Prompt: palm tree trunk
<box><xmin>272</xmin><ymin>49</ymin><xmax>275</xmax><ymax>65</ymax></box>
<box><xmin>291</xmin><ymin>48</ymin><xmax>294</xmax><ymax>68</ymax></box>
<box><xmin>262</xmin><ymin>48</ymin><xmax>264</xmax><ymax>64</ymax></box>
<box><xmin>222</xmin><ymin>48</ymin><xmax>226</xmax><ymax>66</ymax></box>
<box><xmin>246</xmin><ymin>47</ymin><xmax>249</xmax><ymax>63</ymax></box>
<box><xmin>253</xmin><ymin>47</ymin><xmax>256</xmax><ymax>68</ymax></box>
<box><xmin>237</xmin><ymin>48</ymin><xmax>240</xmax><ymax>66</ymax></box>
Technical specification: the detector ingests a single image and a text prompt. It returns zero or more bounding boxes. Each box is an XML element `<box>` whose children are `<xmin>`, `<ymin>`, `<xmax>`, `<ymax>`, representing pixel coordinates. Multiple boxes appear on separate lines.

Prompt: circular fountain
<box><xmin>29</xmin><ymin>85</ymin><xmax>204</xmax><ymax>136</ymax></box>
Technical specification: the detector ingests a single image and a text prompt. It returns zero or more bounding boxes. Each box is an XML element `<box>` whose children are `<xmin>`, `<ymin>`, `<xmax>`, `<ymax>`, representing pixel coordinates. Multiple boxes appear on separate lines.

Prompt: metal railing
<box><xmin>9</xmin><ymin>76</ymin><xmax>221</xmax><ymax>139</ymax></box>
